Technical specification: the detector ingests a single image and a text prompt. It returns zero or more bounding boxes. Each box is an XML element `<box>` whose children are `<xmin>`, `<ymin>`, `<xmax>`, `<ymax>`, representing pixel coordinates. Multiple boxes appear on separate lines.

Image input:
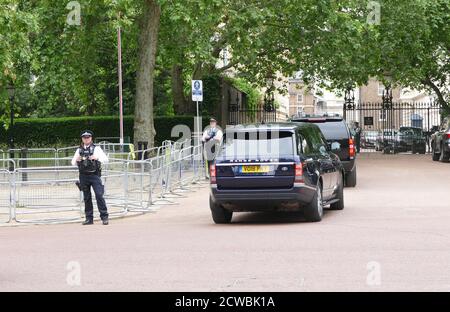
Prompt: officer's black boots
<box><xmin>81</xmin><ymin>219</ymin><xmax>108</xmax><ymax>225</ymax></box>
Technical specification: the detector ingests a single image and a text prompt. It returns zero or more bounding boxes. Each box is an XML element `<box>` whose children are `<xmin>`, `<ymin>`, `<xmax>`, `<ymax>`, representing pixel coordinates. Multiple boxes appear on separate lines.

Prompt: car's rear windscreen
<box><xmin>383</xmin><ymin>130</ymin><xmax>397</xmax><ymax>136</ymax></box>
<box><xmin>220</xmin><ymin>131</ymin><xmax>294</xmax><ymax>158</ymax></box>
<box><xmin>310</xmin><ymin>121</ymin><xmax>348</xmax><ymax>140</ymax></box>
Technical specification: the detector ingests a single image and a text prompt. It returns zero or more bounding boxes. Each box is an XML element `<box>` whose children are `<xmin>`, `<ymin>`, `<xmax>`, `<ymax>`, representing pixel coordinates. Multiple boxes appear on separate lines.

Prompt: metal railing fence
<box><xmin>0</xmin><ymin>141</ymin><xmax>207</xmax><ymax>225</ymax></box>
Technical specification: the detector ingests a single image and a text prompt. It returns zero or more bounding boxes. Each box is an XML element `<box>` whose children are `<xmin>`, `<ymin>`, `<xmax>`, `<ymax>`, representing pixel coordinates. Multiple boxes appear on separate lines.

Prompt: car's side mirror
<box><xmin>331</xmin><ymin>142</ymin><xmax>341</xmax><ymax>151</ymax></box>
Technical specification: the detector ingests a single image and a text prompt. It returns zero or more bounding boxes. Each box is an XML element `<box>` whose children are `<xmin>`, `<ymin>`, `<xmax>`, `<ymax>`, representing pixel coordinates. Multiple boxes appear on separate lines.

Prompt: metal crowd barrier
<box><xmin>13</xmin><ymin>166</ymin><xmax>82</xmax><ymax>224</ymax></box>
<box><xmin>0</xmin><ymin>141</ymin><xmax>207</xmax><ymax>225</ymax></box>
<box><xmin>0</xmin><ymin>160</ymin><xmax>15</xmax><ymax>223</ymax></box>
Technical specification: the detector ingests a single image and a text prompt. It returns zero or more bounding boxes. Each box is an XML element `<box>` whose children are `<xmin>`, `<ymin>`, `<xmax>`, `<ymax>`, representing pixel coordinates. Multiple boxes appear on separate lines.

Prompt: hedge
<box><xmin>0</xmin><ymin>115</ymin><xmax>210</xmax><ymax>148</ymax></box>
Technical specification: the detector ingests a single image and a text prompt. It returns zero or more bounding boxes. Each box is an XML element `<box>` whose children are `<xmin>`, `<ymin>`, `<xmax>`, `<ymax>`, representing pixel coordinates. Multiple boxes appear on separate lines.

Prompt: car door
<box><xmin>299</xmin><ymin>127</ymin><xmax>329</xmax><ymax>193</ymax></box>
<box><xmin>321</xmin><ymin>131</ymin><xmax>340</xmax><ymax>182</ymax></box>
<box><xmin>313</xmin><ymin>129</ymin><xmax>335</xmax><ymax>199</ymax></box>
<box><xmin>324</xmin><ymin>133</ymin><xmax>341</xmax><ymax>189</ymax></box>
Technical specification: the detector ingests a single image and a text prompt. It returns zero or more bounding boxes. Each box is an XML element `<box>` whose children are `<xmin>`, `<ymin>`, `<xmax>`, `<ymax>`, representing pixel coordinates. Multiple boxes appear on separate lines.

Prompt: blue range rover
<box><xmin>209</xmin><ymin>123</ymin><xmax>345</xmax><ymax>223</ymax></box>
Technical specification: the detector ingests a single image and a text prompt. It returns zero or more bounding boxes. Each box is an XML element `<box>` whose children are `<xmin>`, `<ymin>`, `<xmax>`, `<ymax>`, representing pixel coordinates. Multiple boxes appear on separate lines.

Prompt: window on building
<box><xmin>378</xmin><ymin>82</ymin><xmax>386</xmax><ymax>96</ymax></box>
<box><xmin>297</xmin><ymin>94</ymin><xmax>303</xmax><ymax>104</ymax></box>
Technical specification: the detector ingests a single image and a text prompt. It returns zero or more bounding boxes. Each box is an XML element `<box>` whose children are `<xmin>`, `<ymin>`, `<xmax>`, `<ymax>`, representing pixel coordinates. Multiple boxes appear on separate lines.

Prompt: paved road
<box><xmin>1</xmin><ymin>154</ymin><xmax>450</xmax><ymax>291</ymax></box>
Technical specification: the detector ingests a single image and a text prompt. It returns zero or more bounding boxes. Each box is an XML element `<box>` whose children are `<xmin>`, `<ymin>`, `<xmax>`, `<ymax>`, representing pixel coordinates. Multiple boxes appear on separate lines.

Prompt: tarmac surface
<box><xmin>1</xmin><ymin>153</ymin><xmax>450</xmax><ymax>291</ymax></box>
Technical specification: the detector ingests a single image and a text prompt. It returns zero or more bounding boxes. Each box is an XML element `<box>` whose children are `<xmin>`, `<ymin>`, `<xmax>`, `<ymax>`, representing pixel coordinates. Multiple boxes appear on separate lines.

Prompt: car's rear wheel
<box><xmin>439</xmin><ymin>143</ymin><xmax>450</xmax><ymax>162</ymax></box>
<box><xmin>330</xmin><ymin>173</ymin><xmax>344</xmax><ymax>210</ymax></box>
<box><xmin>345</xmin><ymin>167</ymin><xmax>357</xmax><ymax>187</ymax></box>
<box><xmin>419</xmin><ymin>144</ymin><xmax>426</xmax><ymax>154</ymax></box>
<box><xmin>304</xmin><ymin>184</ymin><xmax>323</xmax><ymax>222</ymax></box>
<box><xmin>209</xmin><ymin>196</ymin><xmax>232</xmax><ymax>224</ymax></box>
<box><xmin>432</xmin><ymin>143</ymin><xmax>440</xmax><ymax>161</ymax></box>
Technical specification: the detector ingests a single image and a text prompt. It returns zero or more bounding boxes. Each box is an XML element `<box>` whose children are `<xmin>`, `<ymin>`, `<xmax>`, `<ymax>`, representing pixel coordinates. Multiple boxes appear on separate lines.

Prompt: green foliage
<box><xmin>0</xmin><ymin>115</ymin><xmax>210</xmax><ymax>148</ymax></box>
<box><xmin>226</xmin><ymin>77</ymin><xmax>262</xmax><ymax>110</ymax></box>
<box><xmin>1</xmin><ymin>0</ymin><xmax>449</xmax><ymax>130</ymax></box>
<box><xmin>201</xmin><ymin>74</ymin><xmax>222</xmax><ymax>115</ymax></box>
<box><xmin>27</xmin><ymin>0</ymin><xmax>140</xmax><ymax>117</ymax></box>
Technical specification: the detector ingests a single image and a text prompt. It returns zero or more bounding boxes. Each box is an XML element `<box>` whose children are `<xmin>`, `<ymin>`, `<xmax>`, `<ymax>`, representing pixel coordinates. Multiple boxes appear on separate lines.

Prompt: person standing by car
<box><xmin>354</xmin><ymin>122</ymin><xmax>362</xmax><ymax>153</ymax></box>
<box><xmin>202</xmin><ymin>118</ymin><xmax>223</xmax><ymax>178</ymax></box>
<box><xmin>71</xmin><ymin>130</ymin><xmax>110</xmax><ymax>225</ymax></box>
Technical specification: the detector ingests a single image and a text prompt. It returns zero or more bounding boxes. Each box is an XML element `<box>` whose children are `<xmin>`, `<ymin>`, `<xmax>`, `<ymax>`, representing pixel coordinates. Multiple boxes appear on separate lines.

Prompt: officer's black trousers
<box><xmin>79</xmin><ymin>174</ymin><xmax>109</xmax><ymax>220</ymax></box>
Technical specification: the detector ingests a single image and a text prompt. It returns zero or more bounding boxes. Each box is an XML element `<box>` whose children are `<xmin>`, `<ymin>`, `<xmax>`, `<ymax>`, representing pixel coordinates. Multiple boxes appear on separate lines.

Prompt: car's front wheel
<box><xmin>209</xmin><ymin>196</ymin><xmax>232</xmax><ymax>224</ymax></box>
<box><xmin>304</xmin><ymin>184</ymin><xmax>323</xmax><ymax>222</ymax></box>
<box><xmin>330</xmin><ymin>173</ymin><xmax>344</xmax><ymax>210</ymax></box>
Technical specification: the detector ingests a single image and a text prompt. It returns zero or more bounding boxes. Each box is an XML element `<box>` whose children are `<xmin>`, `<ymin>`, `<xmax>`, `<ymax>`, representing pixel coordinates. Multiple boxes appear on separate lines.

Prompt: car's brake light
<box><xmin>210</xmin><ymin>164</ymin><xmax>216</xmax><ymax>184</ymax></box>
<box><xmin>446</xmin><ymin>133</ymin><xmax>450</xmax><ymax>140</ymax></box>
<box><xmin>295</xmin><ymin>163</ymin><xmax>304</xmax><ymax>183</ymax></box>
<box><xmin>349</xmin><ymin>138</ymin><xmax>356</xmax><ymax>158</ymax></box>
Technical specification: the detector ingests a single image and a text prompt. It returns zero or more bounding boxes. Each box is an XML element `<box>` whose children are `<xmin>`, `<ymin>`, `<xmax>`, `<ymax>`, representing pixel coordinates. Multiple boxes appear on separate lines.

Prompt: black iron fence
<box><xmin>344</xmin><ymin>101</ymin><xmax>443</xmax><ymax>154</ymax></box>
<box><xmin>228</xmin><ymin>107</ymin><xmax>278</xmax><ymax>125</ymax></box>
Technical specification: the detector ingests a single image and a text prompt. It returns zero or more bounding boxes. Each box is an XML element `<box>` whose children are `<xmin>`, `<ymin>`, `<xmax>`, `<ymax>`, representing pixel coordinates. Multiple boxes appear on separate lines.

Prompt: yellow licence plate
<box><xmin>241</xmin><ymin>165</ymin><xmax>270</xmax><ymax>173</ymax></box>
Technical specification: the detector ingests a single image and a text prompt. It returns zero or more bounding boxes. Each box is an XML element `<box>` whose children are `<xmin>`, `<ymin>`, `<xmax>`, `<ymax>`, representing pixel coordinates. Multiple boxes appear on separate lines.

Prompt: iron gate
<box><xmin>227</xmin><ymin>86</ymin><xmax>278</xmax><ymax>125</ymax></box>
<box><xmin>228</xmin><ymin>106</ymin><xmax>278</xmax><ymax>125</ymax></box>
<box><xmin>344</xmin><ymin>99</ymin><xmax>442</xmax><ymax>154</ymax></box>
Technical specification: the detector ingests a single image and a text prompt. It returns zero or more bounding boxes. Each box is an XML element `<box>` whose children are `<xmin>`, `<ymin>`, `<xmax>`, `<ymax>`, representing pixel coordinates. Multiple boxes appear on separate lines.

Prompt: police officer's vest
<box><xmin>78</xmin><ymin>144</ymin><xmax>101</xmax><ymax>175</ymax></box>
<box><xmin>206</xmin><ymin>128</ymin><xmax>218</xmax><ymax>142</ymax></box>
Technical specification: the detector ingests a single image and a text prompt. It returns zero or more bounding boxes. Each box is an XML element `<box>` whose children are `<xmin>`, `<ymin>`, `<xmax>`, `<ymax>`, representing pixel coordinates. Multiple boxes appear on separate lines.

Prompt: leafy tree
<box><xmin>0</xmin><ymin>0</ymin><xmax>38</xmax><ymax>126</ymax></box>
<box><xmin>133</xmin><ymin>0</ymin><xmax>160</xmax><ymax>147</ymax></box>
<box><xmin>374</xmin><ymin>0</ymin><xmax>449</xmax><ymax>110</ymax></box>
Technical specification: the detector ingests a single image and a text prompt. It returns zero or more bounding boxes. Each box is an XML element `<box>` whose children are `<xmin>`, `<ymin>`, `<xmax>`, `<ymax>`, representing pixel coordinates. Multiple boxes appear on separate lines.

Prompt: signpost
<box><xmin>192</xmin><ymin>80</ymin><xmax>203</xmax><ymax>142</ymax></box>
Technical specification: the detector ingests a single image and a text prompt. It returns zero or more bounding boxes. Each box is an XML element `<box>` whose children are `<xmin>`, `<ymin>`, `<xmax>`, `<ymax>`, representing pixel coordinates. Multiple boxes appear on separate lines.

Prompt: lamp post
<box><xmin>117</xmin><ymin>12</ymin><xmax>124</xmax><ymax>149</ymax></box>
<box><xmin>6</xmin><ymin>84</ymin><xmax>15</xmax><ymax>155</ymax></box>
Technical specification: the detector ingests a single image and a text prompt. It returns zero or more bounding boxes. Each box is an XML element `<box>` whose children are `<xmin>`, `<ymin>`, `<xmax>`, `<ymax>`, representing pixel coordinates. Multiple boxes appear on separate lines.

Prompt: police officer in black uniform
<box><xmin>71</xmin><ymin>130</ymin><xmax>109</xmax><ymax>225</ymax></box>
<box><xmin>202</xmin><ymin>118</ymin><xmax>223</xmax><ymax>178</ymax></box>
<box><xmin>354</xmin><ymin>122</ymin><xmax>362</xmax><ymax>153</ymax></box>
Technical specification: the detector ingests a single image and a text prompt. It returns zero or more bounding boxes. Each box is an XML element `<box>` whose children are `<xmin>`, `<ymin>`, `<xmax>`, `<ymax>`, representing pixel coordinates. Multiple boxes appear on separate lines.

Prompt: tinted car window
<box><xmin>383</xmin><ymin>130</ymin><xmax>397</xmax><ymax>136</ymax></box>
<box><xmin>297</xmin><ymin>132</ymin><xmax>311</xmax><ymax>155</ymax></box>
<box><xmin>311</xmin><ymin>121</ymin><xmax>349</xmax><ymax>140</ymax></box>
<box><xmin>300</xmin><ymin>127</ymin><xmax>326</xmax><ymax>154</ymax></box>
<box><xmin>220</xmin><ymin>131</ymin><xmax>294</xmax><ymax>158</ymax></box>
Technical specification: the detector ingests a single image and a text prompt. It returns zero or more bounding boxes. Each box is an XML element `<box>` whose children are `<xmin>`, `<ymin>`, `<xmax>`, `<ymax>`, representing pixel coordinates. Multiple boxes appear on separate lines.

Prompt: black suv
<box><xmin>209</xmin><ymin>123</ymin><xmax>345</xmax><ymax>224</ymax></box>
<box><xmin>397</xmin><ymin>127</ymin><xmax>427</xmax><ymax>154</ymax></box>
<box><xmin>290</xmin><ymin>115</ymin><xmax>357</xmax><ymax>187</ymax></box>
<box><xmin>431</xmin><ymin>116</ymin><xmax>450</xmax><ymax>162</ymax></box>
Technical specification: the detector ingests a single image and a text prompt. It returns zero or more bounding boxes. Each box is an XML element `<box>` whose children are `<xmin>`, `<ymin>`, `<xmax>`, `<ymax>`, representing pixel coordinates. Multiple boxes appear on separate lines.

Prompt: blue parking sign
<box><xmin>192</xmin><ymin>80</ymin><xmax>203</xmax><ymax>102</ymax></box>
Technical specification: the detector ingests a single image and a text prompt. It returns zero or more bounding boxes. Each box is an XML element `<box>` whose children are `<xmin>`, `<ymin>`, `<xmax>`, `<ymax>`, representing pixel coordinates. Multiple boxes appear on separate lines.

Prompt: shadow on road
<box><xmin>229</xmin><ymin>210</ymin><xmax>335</xmax><ymax>225</ymax></box>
